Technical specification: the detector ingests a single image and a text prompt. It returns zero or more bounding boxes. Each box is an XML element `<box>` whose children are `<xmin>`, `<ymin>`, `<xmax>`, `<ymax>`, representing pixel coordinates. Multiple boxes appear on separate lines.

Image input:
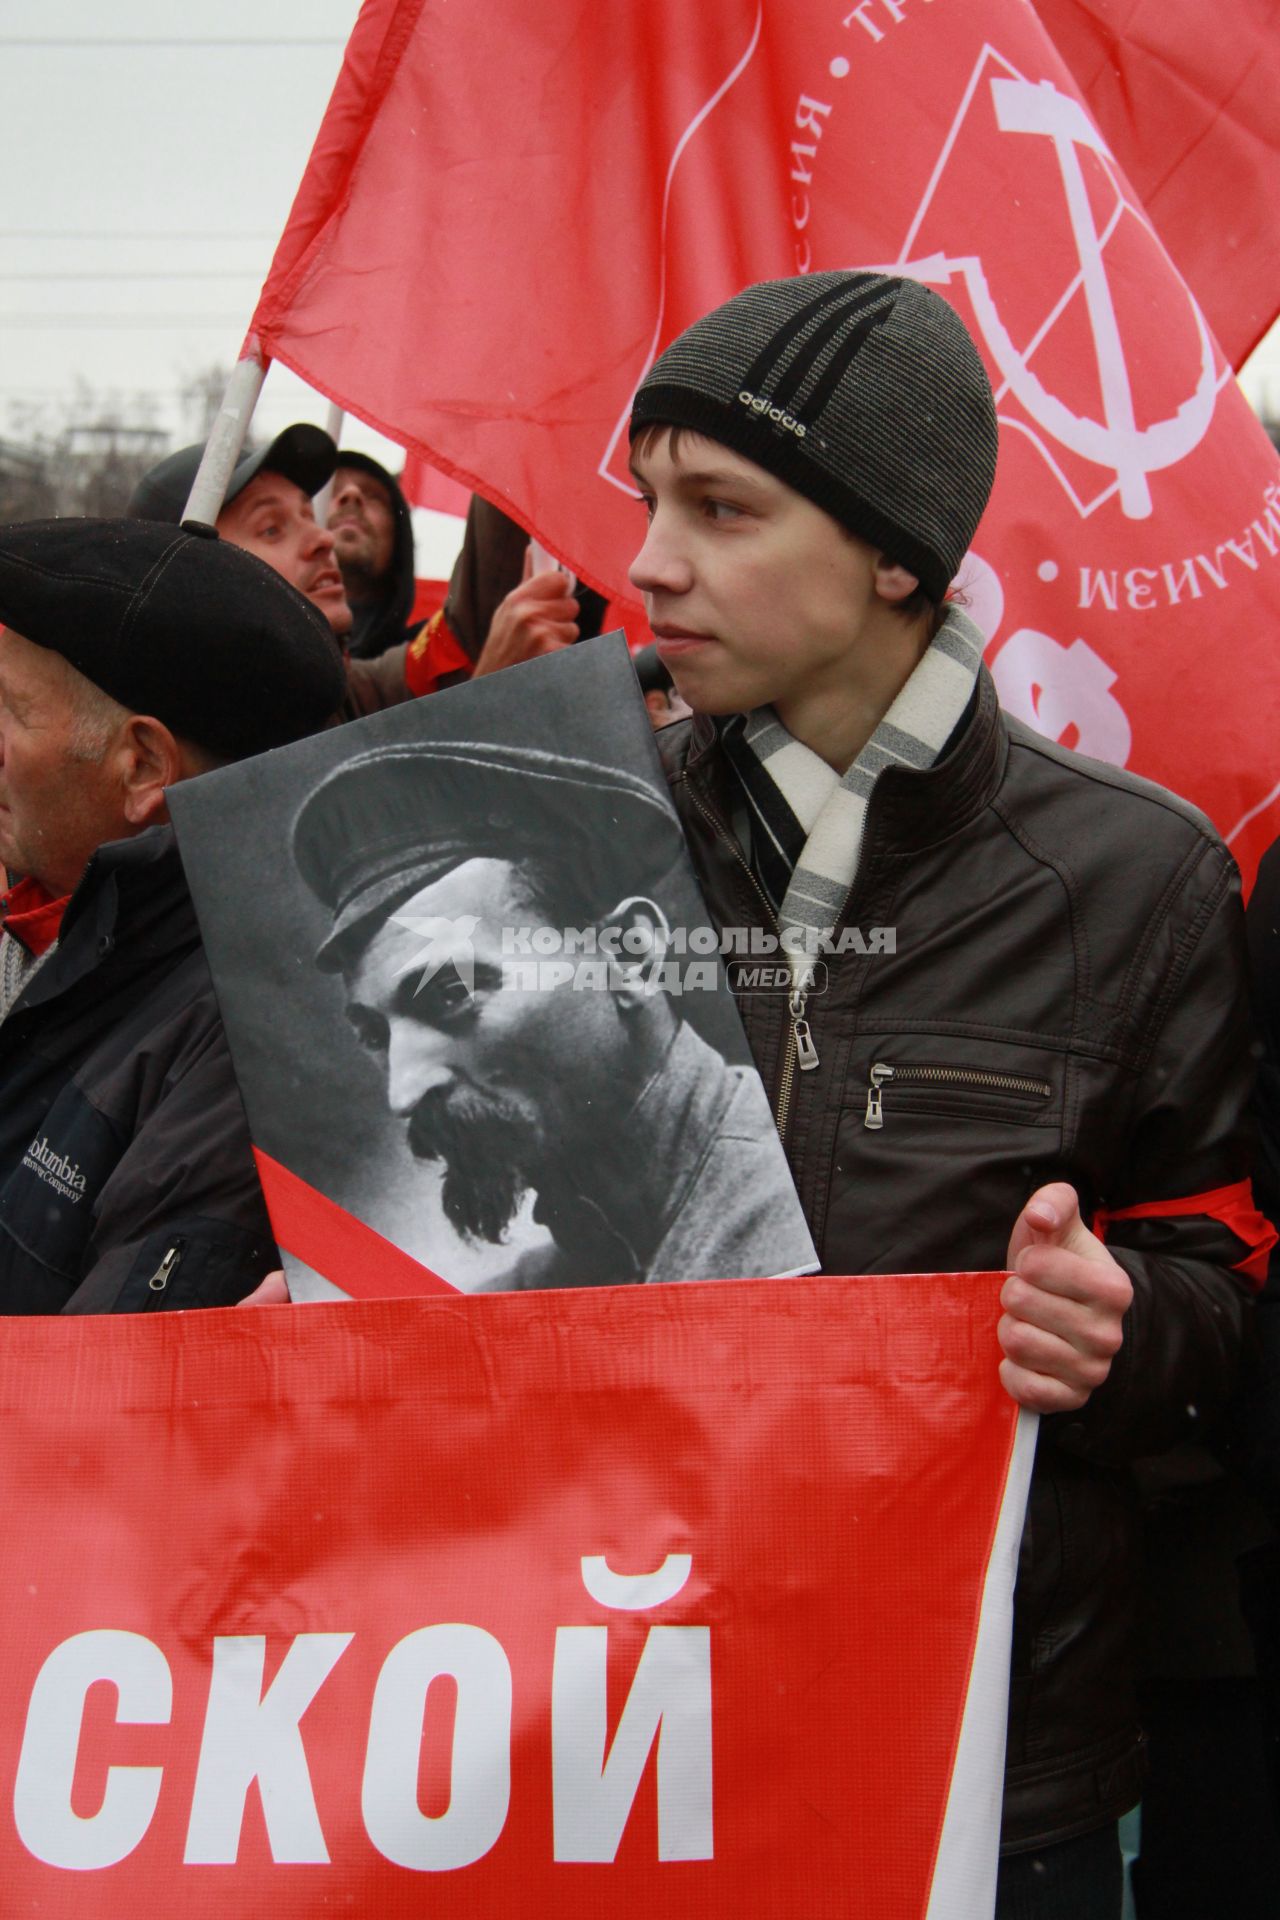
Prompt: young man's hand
<box><xmin>237</xmin><ymin>1270</ymin><xmax>291</xmax><ymax>1306</ymax></box>
<box><xmin>999</xmin><ymin>1183</ymin><xmax>1133</xmax><ymax>1412</ymax></box>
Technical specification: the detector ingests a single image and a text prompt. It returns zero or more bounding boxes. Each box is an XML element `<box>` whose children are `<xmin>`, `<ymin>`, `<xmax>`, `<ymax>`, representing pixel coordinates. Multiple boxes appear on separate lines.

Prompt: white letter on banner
<box><xmin>14</xmin><ymin>1629</ymin><xmax>171</xmax><ymax>1869</ymax></box>
<box><xmin>844</xmin><ymin>2</ymin><xmax>886</xmax><ymax>41</ymax></box>
<box><xmin>184</xmin><ymin>1634</ymin><xmax>351</xmax><ymax>1863</ymax></box>
<box><xmin>362</xmin><ymin>1625</ymin><xmax>511</xmax><ymax>1870</ymax></box>
<box><xmin>990</xmin><ymin>629</ymin><xmax>1131</xmax><ymax>765</ymax></box>
<box><xmin>581</xmin><ymin>1554</ymin><xmax>692</xmax><ymax>1609</ymax></box>
<box><xmin>552</xmin><ymin>1625</ymin><xmax>713</xmax><ymax>1861</ymax></box>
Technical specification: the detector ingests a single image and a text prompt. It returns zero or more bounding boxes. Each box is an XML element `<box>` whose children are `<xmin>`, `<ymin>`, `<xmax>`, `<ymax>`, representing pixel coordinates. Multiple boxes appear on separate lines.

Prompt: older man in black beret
<box><xmin>0</xmin><ymin>516</ymin><xmax>344</xmax><ymax>1314</ymax></box>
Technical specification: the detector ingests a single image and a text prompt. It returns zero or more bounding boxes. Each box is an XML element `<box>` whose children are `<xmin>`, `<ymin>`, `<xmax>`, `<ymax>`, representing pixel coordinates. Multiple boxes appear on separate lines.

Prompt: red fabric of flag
<box><xmin>399</xmin><ymin>449</ymin><xmax>470</xmax><ymax>518</ymax></box>
<box><xmin>1034</xmin><ymin>0</ymin><xmax>1280</xmax><ymax>368</ymax></box>
<box><xmin>251</xmin><ymin>0</ymin><xmax>1280</xmax><ymax>885</ymax></box>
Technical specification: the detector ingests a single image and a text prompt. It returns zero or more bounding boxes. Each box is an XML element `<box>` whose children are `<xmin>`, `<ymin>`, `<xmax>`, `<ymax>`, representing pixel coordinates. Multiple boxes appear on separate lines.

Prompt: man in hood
<box><xmin>327</xmin><ymin>453</ymin><xmax>421</xmax><ymax>661</ymax></box>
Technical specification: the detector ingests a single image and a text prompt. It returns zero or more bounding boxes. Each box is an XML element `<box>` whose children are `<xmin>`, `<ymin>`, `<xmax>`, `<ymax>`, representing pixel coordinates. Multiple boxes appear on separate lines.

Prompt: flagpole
<box><xmin>181</xmin><ymin>338</ymin><xmax>269</xmax><ymax>526</ymax></box>
<box><xmin>315</xmin><ymin>401</ymin><xmax>346</xmax><ymax>524</ymax></box>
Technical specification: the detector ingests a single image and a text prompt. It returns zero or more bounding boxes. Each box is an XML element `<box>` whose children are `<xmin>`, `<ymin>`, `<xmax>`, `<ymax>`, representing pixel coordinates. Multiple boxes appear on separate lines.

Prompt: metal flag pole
<box><xmin>180</xmin><ymin>338</ymin><xmax>270</xmax><ymax>526</ymax></box>
<box><xmin>314</xmin><ymin>401</ymin><xmax>346</xmax><ymax>524</ymax></box>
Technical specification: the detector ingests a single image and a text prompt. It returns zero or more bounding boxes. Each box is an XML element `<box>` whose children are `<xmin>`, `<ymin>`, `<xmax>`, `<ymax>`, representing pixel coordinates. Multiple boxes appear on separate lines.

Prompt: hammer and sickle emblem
<box><xmin>908</xmin><ymin>77</ymin><xmax>1219</xmax><ymax>521</ymax></box>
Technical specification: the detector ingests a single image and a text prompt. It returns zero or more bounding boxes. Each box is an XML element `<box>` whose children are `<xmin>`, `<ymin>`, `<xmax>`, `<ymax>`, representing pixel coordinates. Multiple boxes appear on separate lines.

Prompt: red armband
<box><xmin>1094</xmin><ymin>1180</ymin><xmax>1278</xmax><ymax>1288</ymax></box>
<box><xmin>404</xmin><ymin>609</ymin><xmax>474</xmax><ymax>697</ymax></box>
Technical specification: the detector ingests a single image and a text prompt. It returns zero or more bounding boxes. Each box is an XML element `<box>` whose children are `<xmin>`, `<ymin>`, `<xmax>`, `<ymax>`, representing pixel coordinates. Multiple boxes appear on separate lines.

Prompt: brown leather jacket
<box><xmin>658</xmin><ymin>667</ymin><xmax>1257</xmax><ymax>1851</ymax></box>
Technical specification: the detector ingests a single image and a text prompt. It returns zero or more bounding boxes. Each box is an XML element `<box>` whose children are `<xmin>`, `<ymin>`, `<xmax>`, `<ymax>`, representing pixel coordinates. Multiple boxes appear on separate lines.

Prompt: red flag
<box><xmin>0</xmin><ymin>1275</ymin><xmax>1031</xmax><ymax>1916</ymax></box>
<box><xmin>1034</xmin><ymin>0</ymin><xmax>1280</xmax><ymax>368</ymax></box>
<box><xmin>395</xmin><ymin>451</ymin><xmax>468</xmax><ymax>625</ymax></box>
<box><xmin>252</xmin><ymin>1</ymin><xmax>1280</xmax><ymax>883</ymax></box>
<box><xmin>399</xmin><ymin>449</ymin><xmax>470</xmax><ymax>518</ymax></box>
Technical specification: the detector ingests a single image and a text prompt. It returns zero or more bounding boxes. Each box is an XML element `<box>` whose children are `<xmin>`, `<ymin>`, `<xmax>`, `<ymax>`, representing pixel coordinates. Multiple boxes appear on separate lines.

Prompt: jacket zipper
<box><xmin>146</xmin><ymin>1238</ymin><xmax>185</xmax><ymax>1302</ymax></box>
<box><xmin>685</xmin><ymin>785</ymin><xmax>818</xmax><ymax>1137</ymax></box>
<box><xmin>864</xmin><ymin>1062</ymin><xmax>1051</xmax><ymax>1130</ymax></box>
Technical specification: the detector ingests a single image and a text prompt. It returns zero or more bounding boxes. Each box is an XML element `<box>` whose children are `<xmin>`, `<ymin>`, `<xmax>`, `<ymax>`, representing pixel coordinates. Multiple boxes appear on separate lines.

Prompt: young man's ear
<box><xmin>118</xmin><ymin>715</ymin><xmax>186</xmax><ymax>828</ymax></box>
<box><xmin>600</xmin><ymin>895</ymin><xmax>672</xmax><ymax>1008</ymax></box>
<box><xmin>872</xmin><ymin>555</ymin><xmax>922</xmax><ymax>605</ymax></box>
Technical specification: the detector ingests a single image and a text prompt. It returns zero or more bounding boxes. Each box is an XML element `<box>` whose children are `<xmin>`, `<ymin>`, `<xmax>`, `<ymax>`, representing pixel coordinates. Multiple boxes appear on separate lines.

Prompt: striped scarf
<box><xmin>720</xmin><ymin>606</ymin><xmax>984</xmax><ymax>947</ymax></box>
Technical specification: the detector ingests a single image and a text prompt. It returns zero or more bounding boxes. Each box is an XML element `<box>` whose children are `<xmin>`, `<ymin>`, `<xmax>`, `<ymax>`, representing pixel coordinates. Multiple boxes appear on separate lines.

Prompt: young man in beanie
<box><xmin>627</xmin><ymin>272</ymin><xmax>1268</xmax><ymax>1913</ymax></box>
<box><xmin>0</xmin><ymin>517</ymin><xmax>344</xmax><ymax>1315</ymax></box>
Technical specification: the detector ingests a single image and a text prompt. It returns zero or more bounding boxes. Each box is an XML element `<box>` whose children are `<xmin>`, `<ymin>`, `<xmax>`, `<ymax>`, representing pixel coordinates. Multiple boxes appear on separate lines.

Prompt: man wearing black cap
<box><xmin>626</xmin><ymin>272</ymin><xmax>1266</xmax><ymax>1912</ymax></box>
<box><xmin>133</xmin><ymin>431</ymin><xmax>608</xmax><ymax>711</ymax></box>
<box><xmin>0</xmin><ymin>517</ymin><xmax>344</xmax><ymax>1314</ymax></box>
<box><xmin>290</xmin><ymin>739</ymin><xmax>811</xmax><ymax>1288</ymax></box>
<box><xmin>130</xmin><ymin>426</ymin><xmax>412</xmax><ymax>720</ymax></box>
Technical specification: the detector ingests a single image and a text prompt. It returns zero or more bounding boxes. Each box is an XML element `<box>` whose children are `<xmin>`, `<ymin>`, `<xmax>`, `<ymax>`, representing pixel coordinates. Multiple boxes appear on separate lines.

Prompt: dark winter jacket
<box><xmin>0</xmin><ymin>827</ymin><xmax>277</xmax><ymax>1314</ymax></box>
<box><xmin>658</xmin><ymin>665</ymin><xmax>1260</xmax><ymax>1852</ymax></box>
<box><xmin>341</xmin><ymin>642</ymin><xmax>411</xmax><ymax>721</ymax></box>
<box><xmin>1243</xmin><ymin>844</ymin><xmax>1280</xmax><ymax>1515</ymax></box>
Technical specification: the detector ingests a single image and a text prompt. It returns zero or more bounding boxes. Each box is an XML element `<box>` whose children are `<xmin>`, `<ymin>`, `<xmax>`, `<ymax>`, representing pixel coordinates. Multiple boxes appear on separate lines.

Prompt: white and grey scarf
<box><xmin>720</xmin><ymin>606</ymin><xmax>985</xmax><ymax>949</ymax></box>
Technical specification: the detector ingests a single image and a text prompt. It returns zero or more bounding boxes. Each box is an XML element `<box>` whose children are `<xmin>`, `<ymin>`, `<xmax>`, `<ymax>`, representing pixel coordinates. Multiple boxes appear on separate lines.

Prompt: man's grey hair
<box><xmin>64</xmin><ymin>672</ymin><xmax>130</xmax><ymax>764</ymax></box>
<box><xmin>59</xmin><ymin>655</ymin><xmax>227</xmax><ymax>773</ymax></box>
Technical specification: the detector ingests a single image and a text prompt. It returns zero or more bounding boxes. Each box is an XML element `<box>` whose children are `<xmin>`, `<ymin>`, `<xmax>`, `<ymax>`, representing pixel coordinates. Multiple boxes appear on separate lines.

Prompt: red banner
<box><xmin>0</xmin><ymin>1276</ymin><xmax>1029</xmax><ymax>1917</ymax></box>
<box><xmin>251</xmin><ymin>0</ymin><xmax>1280</xmax><ymax>885</ymax></box>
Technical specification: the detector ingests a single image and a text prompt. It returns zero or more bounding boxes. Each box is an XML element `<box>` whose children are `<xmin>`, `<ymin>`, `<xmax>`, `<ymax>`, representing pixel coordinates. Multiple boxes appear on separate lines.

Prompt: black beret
<box><xmin>127</xmin><ymin>422</ymin><xmax>337</xmax><ymax>523</ymax></box>
<box><xmin>292</xmin><ymin>741</ymin><xmax>685</xmax><ymax>970</ymax></box>
<box><xmin>0</xmin><ymin>517</ymin><xmax>346</xmax><ymax>759</ymax></box>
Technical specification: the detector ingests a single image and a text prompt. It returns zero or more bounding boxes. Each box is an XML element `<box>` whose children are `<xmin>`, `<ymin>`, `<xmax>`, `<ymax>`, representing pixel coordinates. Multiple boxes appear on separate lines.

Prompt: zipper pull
<box><xmin>864</xmin><ymin>1061</ymin><xmax>894</xmax><ymax>1130</ymax></box>
<box><xmin>789</xmin><ymin>986</ymin><xmax>819</xmax><ymax>1071</ymax></box>
<box><xmin>149</xmin><ymin>1239</ymin><xmax>185</xmax><ymax>1294</ymax></box>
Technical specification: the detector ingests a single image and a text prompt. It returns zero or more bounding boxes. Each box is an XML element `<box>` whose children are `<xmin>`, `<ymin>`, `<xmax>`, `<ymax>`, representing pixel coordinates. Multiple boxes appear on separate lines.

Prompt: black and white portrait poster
<box><xmin>169</xmin><ymin>636</ymin><xmax>817</xmax><ymax>1297</ymax></box>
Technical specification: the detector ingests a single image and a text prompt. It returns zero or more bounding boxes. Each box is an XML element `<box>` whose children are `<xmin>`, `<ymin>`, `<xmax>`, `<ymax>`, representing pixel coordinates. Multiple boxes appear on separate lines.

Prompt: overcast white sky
<box><xmin>1</xmin><ymin>0</ymin><xmax>373</xmax><ymax>428</ymax></box>
<box><xmin>3</xmin><ymin>1</ymin><xmax>1279</xmax><ymax>493</ymax></box>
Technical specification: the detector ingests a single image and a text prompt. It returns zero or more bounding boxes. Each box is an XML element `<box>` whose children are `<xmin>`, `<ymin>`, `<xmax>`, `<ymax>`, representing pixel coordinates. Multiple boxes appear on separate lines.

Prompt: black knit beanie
<box><xmin>629</xmin><ymin>272</ymin><xmax>998</xmax><ymax>603</ymax></box>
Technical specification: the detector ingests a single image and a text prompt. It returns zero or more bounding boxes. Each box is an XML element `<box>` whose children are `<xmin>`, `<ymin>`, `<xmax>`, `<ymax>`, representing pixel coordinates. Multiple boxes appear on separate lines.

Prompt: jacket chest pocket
<box><xmin>0</xmin><ymin>1085</ymin><xmax>123</xmax><ymax>1287</ymax></box>
<box><xmin>862</xmin><ymin>1054</ymin><xmax>1054</xmax><ymax>1130</ymax></box>
<box><xmin>818</xmin><ymin>1037</ymin><xmax>1067</xmax><ymax>1273</ymax></box>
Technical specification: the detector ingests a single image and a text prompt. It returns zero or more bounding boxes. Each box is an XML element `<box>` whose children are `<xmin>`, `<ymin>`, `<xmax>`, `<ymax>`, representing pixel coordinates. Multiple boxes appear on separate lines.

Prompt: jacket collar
<box><xmin>11</xmin><ymin>826</ymin><xmax>198</xmax><ymax>1017</ymax></box>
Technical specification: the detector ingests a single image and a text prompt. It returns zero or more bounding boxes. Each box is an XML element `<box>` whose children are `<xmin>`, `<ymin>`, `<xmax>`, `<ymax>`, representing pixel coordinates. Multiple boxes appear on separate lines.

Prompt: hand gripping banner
<box><xmin>251</xmin><ymin>0</ymin><xmax>1280</xmax><ymax>884</ymax></box>
<box><xmin>0</xmin><ymin>1276</ymin><xmax>1032</xmax><ymax>1917</ymax></box>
